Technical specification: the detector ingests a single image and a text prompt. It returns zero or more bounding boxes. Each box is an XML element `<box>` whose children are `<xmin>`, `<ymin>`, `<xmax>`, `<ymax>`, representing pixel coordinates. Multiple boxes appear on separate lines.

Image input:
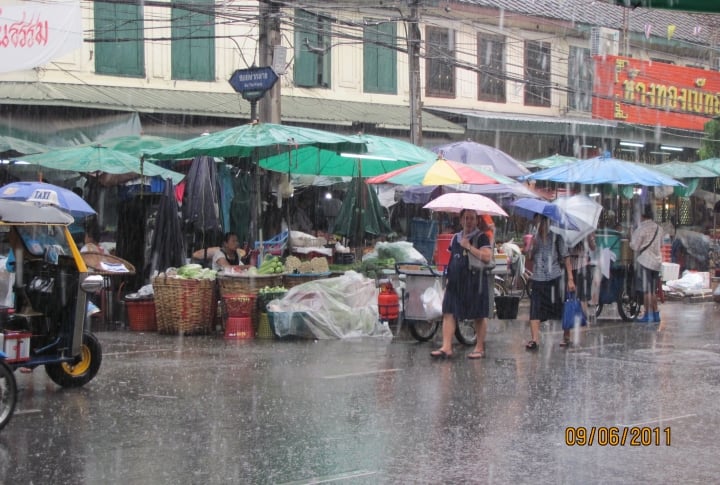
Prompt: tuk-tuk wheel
<box><xmin>45</xmin><ymin>333</ymin><xmax>102</xmax><ymax>388</ymax></box>
<box><xmin>0</xmin><ymin>361</ymin><xmax>18</xmax><ymax>430</ymax></box>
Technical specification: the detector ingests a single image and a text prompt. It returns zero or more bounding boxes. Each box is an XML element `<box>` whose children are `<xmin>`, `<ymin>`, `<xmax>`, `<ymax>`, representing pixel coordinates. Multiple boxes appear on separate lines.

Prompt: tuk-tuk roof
<box><xmin>0</xmin><ymin>199</ymin><xmax>74</xmax><ymax>225</ymax></box>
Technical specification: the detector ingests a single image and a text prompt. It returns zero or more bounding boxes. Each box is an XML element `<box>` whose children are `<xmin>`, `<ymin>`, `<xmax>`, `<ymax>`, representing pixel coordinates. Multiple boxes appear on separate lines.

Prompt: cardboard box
<box><xmin>4</xmin><ymin>332</ymin><xmax>31</xmax><ymax>363</ymax></box>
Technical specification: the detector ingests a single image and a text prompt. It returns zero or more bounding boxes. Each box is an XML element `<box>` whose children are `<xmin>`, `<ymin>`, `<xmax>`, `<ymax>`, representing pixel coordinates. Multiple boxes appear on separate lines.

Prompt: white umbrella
<box><xmin>423</xmin><ymin>192</ymin><xmax>508</xmax><ymax>217</ymax></box>
<box><xmin>550</xmin><ymin>194</ymin><xmax>603</xmax><ymax>247</ymax></box>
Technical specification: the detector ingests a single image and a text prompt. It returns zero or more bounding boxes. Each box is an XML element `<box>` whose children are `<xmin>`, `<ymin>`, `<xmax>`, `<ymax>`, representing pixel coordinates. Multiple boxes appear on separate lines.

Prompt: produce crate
<box><xmin>224</xmin><ymin>316</ymin><xmax>254</xmax><ymax>340</ymax></box>
<box><xmin>256</xmin><ymin>312</ymin><xmax>274</xmax><ymax>339</ymax></box>
<box><xmin>152</xmin><ymin>277</ymin><xmax>216</xmax><ymax>335</ymax></box>
<box><xmin>256</xmin><ymin>291</ymin><xmax>288</xmax><ymax>312</ymax></box>
<box><xmin>267</xmin><ymin>311</ymin><xmax>313</xmax><ymax>339</ymax></box>
<box><xmin>283</xmin><ymin>272</ymin><xmax>331</xmax><ymax>289</ymax></box>
<box><xmin>125</xmin><ymin>298</ymin><xmax>157</xmax><ymax>332</ymax></box>
<box><xmin>222</xmin><ymin>293</ymin><xmax>256</xmax><ymax>318</ymax></box>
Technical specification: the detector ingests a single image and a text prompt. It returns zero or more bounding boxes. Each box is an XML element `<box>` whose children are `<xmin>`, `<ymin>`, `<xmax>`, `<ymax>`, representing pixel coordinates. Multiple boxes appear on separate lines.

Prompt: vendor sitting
<box><xmin>211</xmin><ymin>232</ymin><xmax>247</xmax><ymax>271</ymax></box>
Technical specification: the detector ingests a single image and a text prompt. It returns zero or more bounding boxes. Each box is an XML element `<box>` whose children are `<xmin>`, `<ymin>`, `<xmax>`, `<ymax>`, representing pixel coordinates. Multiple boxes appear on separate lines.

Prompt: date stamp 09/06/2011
<box><xmin>565</xmin><ymin>427</ymin><xmax>671</xmax><ymax>447</ymax></box>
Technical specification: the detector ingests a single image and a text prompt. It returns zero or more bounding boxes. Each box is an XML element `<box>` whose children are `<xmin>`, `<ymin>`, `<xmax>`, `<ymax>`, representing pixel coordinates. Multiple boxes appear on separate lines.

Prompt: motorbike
<box><xmin>0</xmin><ymin>200</ymin><xmax>105</xmax><ymax>430</ymax></box>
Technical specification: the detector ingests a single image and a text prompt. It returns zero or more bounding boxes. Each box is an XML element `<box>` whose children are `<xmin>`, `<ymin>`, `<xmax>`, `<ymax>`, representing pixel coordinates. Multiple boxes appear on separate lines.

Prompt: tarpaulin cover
<box><xmin>266</xmin><ymin>271</ymin><xmax>392</xmax><ymax>339</ymax></box>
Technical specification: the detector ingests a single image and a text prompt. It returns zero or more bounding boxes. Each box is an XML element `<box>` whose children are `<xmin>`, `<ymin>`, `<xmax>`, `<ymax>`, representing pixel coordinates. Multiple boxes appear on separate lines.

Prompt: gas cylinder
<box><xmin>378</xmin><ymin>280</ymin><xmax>399</xmax><ymax>322</ymax></box>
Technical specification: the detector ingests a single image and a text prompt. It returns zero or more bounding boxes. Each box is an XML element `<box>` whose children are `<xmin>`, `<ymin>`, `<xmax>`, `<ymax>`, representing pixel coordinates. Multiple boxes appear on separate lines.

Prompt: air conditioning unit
<box><xmin>590</xmin><ymin>27</ymin><xmax>620</xmax><ymax>56</ymax></box>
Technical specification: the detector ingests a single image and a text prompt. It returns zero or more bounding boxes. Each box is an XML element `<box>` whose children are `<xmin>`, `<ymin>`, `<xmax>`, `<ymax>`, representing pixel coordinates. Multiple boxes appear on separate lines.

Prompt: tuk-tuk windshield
<box><xmin>17</xmin><ymin>225</ymin><xmax>71</xmax><ymax>259</ymax></box>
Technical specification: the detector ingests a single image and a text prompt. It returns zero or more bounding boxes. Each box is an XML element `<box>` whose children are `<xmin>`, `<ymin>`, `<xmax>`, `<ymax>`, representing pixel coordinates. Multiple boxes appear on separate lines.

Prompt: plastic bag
<box><xmin>562</xmin><ymin>292</ymin><xmax>587</xmax><ymax>331</ymax></box>
<box><xmin>421</xmin><ymin>279</ymin><xmax>444</xmax><ymax>320</ymax></box>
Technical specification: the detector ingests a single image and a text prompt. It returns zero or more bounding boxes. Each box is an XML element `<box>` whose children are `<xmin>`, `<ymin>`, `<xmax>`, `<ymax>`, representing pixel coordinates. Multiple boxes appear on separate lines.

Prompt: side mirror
<box><xmin>81</xmin><ymin>275</ymin><xmax>104</xmax><ymax>294</ymax></box>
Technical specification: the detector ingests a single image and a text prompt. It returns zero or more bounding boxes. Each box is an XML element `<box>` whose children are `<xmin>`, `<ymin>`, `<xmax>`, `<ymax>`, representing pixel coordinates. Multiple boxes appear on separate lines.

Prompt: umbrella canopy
<box><xmin>366</xmin><ymin>158</ymin><xmax>515</xmax><ymax>186</ymax></box>
<box><xmin>521</xmin><ymin>155</ymin><xmax>684</xmax><ymax>186</ymax></box>
<box><xmin>17</xmin><ymin>145</ymin><xmax>185</xmax><ymax>184</ymax></box>
<box><xmin>694</xmin><ymin>158</ymin><xmax>720</xmax><ymax>175</ymax></box>
<box><xmin>0</xmin><ymin>135</ymin><xmax>50</xmax><ymax>157</ymax></box>
<box><xmin>98</xmin><ymin>135</ymin><xmax>181</xmax><ymax>158</ymax></box>
<box><xmin>525</xmin><ymin>154</ymin><xmax>579</xmax><ymax>169</ymax></box>
<box><xmin>430</xmin><ymin>140</ymin><xmax>530</xmax><ymax>177</ymax></box>
<box><xmin>550</xmin><ymin>194</ymin><xmax>603</xmax><ymax>246</ymax></box>
<box><xmin>0</xmin><ymin>181</ymin><xmax>96</xmax><ymax>219</ymax></box>
<box><xmin>400</xmin><ymin>182</ymin><xmax>542</xmax><ymax>204</ymax></box>
<box><xmin>147</xmin><ymin>121</ymin><xmax>365</xmax><ymax>161</ymax></box>
<box><xmin>511</xmin><ymin>198</ymin><xmax>580</xmax><ymax>230</ymax></box>
<box><xmin>148</xmin><ymin>179</ymin><xmax>185</xmax><ymax>277</ymax></box>
<box><xmin>651</xmin><ymin>161</ymin><xmax>718</xmax><ymax>179</ymax></box>
<box><xmin>0</xmin><ymin>199</ymin><xmax>74</xmax><ymax>225</ymax></box>
<box><xmin>422</xmin><ymin>192</ymin><xmax>508</xmax><ymax>217</ymax></box>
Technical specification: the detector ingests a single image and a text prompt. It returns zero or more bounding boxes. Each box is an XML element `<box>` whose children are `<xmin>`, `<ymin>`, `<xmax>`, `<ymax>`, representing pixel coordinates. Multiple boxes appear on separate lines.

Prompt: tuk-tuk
<box><xmin>0</xmin><ymin>199</ymin><xmax>105</xmax><ymax>430</ymax></box>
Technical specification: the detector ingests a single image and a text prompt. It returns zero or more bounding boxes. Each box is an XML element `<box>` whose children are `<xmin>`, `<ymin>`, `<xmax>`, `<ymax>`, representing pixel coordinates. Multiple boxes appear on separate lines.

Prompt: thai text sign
<box><xmin>0</xmin><ymin>1</ymin><xmax>82</xmax><ymax>74</ymax></box>
<box><xmin>592</xmin><ymin>55</ymin><xmax>720</xmax><ymax>131</ymax></box>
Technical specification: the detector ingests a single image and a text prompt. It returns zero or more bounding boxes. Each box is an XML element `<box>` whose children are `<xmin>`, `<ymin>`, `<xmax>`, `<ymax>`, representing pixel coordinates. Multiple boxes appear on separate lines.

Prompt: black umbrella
<box><xmin>149</xmin><ymin>179</ymin><xmax>186</xmax><ymax>276</ymax></box>
<box><xmin>183</xmin><ymin>155</ymin><xmax>222</xmax><ymax>251</ymax></box>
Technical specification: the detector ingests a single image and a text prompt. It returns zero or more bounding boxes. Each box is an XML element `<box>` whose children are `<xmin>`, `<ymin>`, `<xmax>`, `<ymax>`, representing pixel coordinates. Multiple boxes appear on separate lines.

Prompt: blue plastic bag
<box><xmin>562</xmin><ymin>292</ymin><xmax>587</xmax><ymax>331</ymax></box>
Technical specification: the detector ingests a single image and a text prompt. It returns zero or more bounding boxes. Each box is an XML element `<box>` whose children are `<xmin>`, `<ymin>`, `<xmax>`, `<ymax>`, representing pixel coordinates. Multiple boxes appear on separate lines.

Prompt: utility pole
<box><xmin>259</xmin><ymin>0</ymin><xmax>281</xmax><ymax>124</ymax></box>
<box><xmin>408</xmin><ymin>0</ymin><xmax>423</xmax><ymax>145</ymax></box>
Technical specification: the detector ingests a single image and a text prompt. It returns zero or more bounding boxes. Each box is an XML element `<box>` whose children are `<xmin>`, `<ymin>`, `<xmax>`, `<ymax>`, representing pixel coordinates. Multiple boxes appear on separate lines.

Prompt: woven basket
<box><xmin>218</xmin><ymin>274</ymin><xmax>283</xmax><ymax>297</ymax></box>
<box><xmin>152</xmin><ymin>276</ymin><xmax>217</xmax><ymax>335</ymax></box>
<box><xmin>282</xmin><ymin>272</ymin><xmax>331</xmax><ymax>289</ymax></box>
<box><xmin>125</xmin><ymin>299</ymin><xmax>157</xmax><ymax>332</ymax></box>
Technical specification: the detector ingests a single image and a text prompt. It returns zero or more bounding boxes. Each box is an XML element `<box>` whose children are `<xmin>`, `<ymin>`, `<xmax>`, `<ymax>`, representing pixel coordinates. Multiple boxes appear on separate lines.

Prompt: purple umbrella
<box><xmin>431</xmin><ymin>140</ymin><xmax>530</xmax><ymax>177</ymax></box>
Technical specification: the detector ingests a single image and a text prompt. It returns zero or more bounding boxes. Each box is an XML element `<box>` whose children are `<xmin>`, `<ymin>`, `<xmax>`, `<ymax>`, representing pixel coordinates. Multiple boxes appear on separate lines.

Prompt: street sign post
<box><xmin>229</xmin><ymin>66</ymin><xmax>279</xmax><ymax>101</ymax></box>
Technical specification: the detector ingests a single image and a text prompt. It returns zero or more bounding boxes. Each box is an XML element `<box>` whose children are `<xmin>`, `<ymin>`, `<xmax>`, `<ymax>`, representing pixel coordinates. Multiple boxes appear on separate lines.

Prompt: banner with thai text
<box><xmin>592</xmin><ymin>55</ymin><xmax>720</xmax><ymax>132</ymax></box>
<box><xmin>0</xmin><ymin>1</ymin><xmax>82</xmax><ymax>73</ymax></box>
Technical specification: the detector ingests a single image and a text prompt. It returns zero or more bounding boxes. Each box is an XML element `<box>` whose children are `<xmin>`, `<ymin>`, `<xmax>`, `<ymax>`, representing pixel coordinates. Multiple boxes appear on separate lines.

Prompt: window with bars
<box><xmin>524</xmin><ymin>40</ymin><xmax>551</xmax><ymax>107</ymax></box>
<box><xmin>364</xmin><ymin>21</ymin><xmax>397</xmax><ymax>94</ymax></box>
<box><xmin>94</xmin><ymin>1</ymin><xmax>144</xmax><ymax>77</ymax></box>
<box><xmin>294</xmin><ymin>9</ymin><xmax>331</xmax><ymax>88</ymax></box>
<box><xmin>425</xmin><ymin>26</ymin><xmax>455</xmax><ymax>98</ymax></box>
<box><xmin>568</xmin><ymin>46</ymin><xmax>592</xmax><ymax>112</ymax></box>
<box><xmin>171</xmin><ymin>0</ymin><xmax>215</xmax><ymax>82</ymax></box>
<box><xmin>477</xmin><ymin>34</ymin><xmax>505</xmax><ymax>103</ymax></box>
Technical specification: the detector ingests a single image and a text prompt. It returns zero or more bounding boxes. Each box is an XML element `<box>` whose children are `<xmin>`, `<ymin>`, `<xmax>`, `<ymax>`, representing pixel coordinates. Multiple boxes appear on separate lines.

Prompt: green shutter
<box><xmin>94</xmin><ymin>1</ymin><xmax>144</xmax><ymax>77</ymax></box>
<box><xmin>294</xmin><ymin>9</ymin><xmax>319</xmax><ymax>87</ymax></box>
<box><xmin>171</xmin><ymin>0</ymin><xmax>215</xmax><ymax>81</ymax></box>
<box><xmin>364</xmin><ymin>22</ymin><xmax>396</xmax><ymax>94</ymax></box>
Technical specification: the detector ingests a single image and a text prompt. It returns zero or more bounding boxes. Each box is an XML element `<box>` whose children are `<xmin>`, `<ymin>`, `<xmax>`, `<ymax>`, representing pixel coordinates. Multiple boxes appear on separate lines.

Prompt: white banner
<box><xmin>0</xmin><ymin>1</ymin><xmax>82</xmax><ymax>73</ymax></box>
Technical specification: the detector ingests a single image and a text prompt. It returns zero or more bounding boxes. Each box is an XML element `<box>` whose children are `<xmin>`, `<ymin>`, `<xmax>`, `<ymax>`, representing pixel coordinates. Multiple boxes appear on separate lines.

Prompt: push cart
<box><xmin>394</xmin><ymin>263</ymin><xmax>476</xmax><ymax>345</ymax></box>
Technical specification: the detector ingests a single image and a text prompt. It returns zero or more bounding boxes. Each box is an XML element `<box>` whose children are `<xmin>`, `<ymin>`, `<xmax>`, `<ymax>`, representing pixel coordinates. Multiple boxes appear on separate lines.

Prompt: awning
<box><xmin>0</xmin><ymin>81</ymin><xmax>463</xmax><ymax>135</ymax></box>
<box><xmin>426</xmin><ymin>107</ymin><xmax>702</xmax><ymax>148</ymax></box>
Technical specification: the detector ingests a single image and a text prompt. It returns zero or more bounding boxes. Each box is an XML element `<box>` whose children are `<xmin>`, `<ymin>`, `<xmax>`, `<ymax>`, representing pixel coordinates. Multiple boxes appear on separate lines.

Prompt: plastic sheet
<box><xmin>266</xmin><ymin>271</ymin><xmax>392</xmax><ymax>339</ymax></box>
<box><xmin>362</xmin><ymin>241</ymin><xmax>427</xmax><ymax>265</ymax></box>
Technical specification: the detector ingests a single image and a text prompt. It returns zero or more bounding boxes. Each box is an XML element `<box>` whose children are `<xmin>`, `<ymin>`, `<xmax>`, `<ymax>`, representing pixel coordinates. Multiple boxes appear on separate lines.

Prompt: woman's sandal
<box><xmin>559</xmin><ymin>339</ymin><xmax>571</xmax><ymax>348</ymax></box>
<box><xmin>525</xmin><ymin>340</ymin><xmax>539</xmax><ymax>351</ymax></box>
<box><xmin>467</xmin><ymin>351</ymin><xmax>485</xmax><ymax>359</ymax></box>
<box><xmin>430</xmin><ymin>349</ymin><xmax>452</xmax><ymax>359</ymax></box>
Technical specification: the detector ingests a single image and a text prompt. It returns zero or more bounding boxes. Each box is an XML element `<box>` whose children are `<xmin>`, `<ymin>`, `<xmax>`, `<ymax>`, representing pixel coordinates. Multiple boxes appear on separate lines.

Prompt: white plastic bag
<box><xmin>421</xmin><ymin>279</ymin><xmax>444</xmax><ymax>320</ymax></box>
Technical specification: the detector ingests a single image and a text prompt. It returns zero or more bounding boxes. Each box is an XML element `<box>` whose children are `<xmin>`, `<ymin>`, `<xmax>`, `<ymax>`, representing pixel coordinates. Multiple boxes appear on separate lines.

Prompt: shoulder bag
<box><xmin>468</xmin><ymin>233</ymin><xmax>495</xmax><ymax>271</ymax></box>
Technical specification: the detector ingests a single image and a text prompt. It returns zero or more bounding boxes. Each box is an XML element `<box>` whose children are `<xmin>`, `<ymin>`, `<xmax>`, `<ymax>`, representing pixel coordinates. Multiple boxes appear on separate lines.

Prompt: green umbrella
<box><xmin>524</xmin><ymin>154</ymin><xmax>579</xmax><ymax>169</ymax></box>
<box><xmin>260</xmin><ymin>133</ymin><xmax>436</xmax><ymax>177</ymax></box>
<box><xmin>652</xmin><ymin>161</ymin><xmax>718</xmax><ymax>179</ymax></box>
<box><xmin>0</xmin><ymin>135</ymin><xmax>50</xmax><ymax>157</ymax></box>
<box><xmin>332</xmin><ymin>180</ymin><xmax>391</xmax><ymax>247</ymax></box>
<box><xmin>97</xmin><ymin>135</ymin><xmax>181</xmax><ymax>158</ymax></box>
<box><xmin>695</xmin><ymin>158</ymin><xmax>720</xmax><ymax>176</ymax></box>
<box><xmin>17</xmin><ymin>145</ymin><xmax>185</xmax><ymax>184</ymax></box>
<box><xmin>147</xmin><ymin>121</ymin><xmax>365</xmax><ymax>161</ymax></box>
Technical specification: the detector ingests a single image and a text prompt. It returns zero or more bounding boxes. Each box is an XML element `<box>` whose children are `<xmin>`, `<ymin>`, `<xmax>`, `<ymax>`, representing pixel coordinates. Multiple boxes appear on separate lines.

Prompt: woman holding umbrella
<box><xmin>431</xmin><ymin>209</ymin><xmax>494</xmax><ymax>359</ymax></box>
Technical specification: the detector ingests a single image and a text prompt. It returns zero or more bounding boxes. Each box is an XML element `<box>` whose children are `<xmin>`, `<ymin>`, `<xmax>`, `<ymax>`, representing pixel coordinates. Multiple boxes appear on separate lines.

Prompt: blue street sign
<box><xmin>229</xmin><ymin>67</ymin><xmax>279</xmax><ymax>100</ymax></box>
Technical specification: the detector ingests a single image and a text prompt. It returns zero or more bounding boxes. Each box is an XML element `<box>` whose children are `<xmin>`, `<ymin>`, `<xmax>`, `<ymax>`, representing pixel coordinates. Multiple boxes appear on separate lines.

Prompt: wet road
<box><xmin>2</xmin><ymin>300</ymin><xmax>719</xmax><ymax>484</ymax></box>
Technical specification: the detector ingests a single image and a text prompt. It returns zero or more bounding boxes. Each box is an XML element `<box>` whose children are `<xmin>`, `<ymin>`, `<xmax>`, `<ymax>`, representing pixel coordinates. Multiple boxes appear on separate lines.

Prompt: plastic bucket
<box><xmin>434</xmin><ymin>234</ymin><xmax>453</xmax><ymax>270</ymax></box>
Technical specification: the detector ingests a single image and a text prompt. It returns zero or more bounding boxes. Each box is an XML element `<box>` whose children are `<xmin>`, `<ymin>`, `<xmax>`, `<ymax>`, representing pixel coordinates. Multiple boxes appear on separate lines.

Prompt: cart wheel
<box><xmin>408</xmin><ymin>319</ymin><xmax>440</xmax><ymax>342</ymax></box>
<box><xmin>617</xmin><ymin>289</ymin><xmax>641</xmax><ymax>322</ymax></box>
<box><xmin>454</xmin><ymin>319</ymin><xmax>477</xmax><ymax>346</ymax></box>
<box><xmin>0</xmin><ymin>361</ymin><xmax>17</xmax><ymax>431</ymax></box>
<box><xmin>45</xmin><ymin>333</ymin><xmax>102</xmax><ymax>388</ymax></box>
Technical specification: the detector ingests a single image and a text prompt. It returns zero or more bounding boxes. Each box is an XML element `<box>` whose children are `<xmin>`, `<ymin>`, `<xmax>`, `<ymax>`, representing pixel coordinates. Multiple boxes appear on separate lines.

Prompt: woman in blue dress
<box><xmin>431</xmin><ymin>209</ymin><xmax>494</xmax><ymax>359</ymax></box>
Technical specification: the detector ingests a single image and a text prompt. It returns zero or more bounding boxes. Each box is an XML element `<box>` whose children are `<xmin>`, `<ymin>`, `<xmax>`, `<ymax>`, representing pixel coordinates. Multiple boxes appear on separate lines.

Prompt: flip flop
<box><xmin>525</xmin><ymin>341</ymin><xmax>539</xmax><ymax>351</ymax></box>
<box><xmin>467</xmin><ymin>351</ymin><xmax>485</xmax><ymax>359</ymax></box>
<box><xmin>430</xmin><ymin>349</ymin><xmax>452</xmax><ymax>359</ymax></box>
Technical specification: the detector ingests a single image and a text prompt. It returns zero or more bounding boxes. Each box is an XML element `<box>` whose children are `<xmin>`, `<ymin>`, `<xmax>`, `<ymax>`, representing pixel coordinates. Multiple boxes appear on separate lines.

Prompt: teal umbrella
<box><xmin>147</xmin><ymin>121</ymin><xmax>365</xmax><ymax>161</ymax></box>
<box><xmin>0</xmin><ymin>135</ymin><xmax>50</xmax><ymax>157</ymax></box>
<box><xmin>16</xmin><ymin>145</ymin><xmax>185</xmax><ymax>184</ymax></box>
<box><xmin>332</xmin><ymin>180</ymin><xmax>391</xmax><ymax>246</ymax></box>
<box><xmin>525</xmin><ymin>154</ymin><xmax>579</xmax><ymax>169</ymax></box>
<box><xmin>652</xmin><ymin>161</ymin><xmax>718</xmax><ymax>179</ymax></box>
<box><xmin>97</xmin><ymin>135</ymin><xmax>181</xmax><ymax>158</ymax></box>
<box><xmin>260</xmin><ymin>133</ymin><xmax>436</xmax><ymax>177</ymax></box>
<box><xmin>694</xmin><ymin>158</ymin><xmax>720</xmax><ymax>176</ymax></box>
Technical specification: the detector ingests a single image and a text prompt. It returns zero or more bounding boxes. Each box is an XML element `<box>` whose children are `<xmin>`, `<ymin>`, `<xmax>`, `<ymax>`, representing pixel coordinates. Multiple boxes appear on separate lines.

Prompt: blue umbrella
<box><xmin>511</xmin><ymin>198</ymin><xmax>580</xmax><ymax>230</ymax></box>
<box><xmin>519</xmin><ymin>154</ymin><xmax>684</xmax><ymax>186</ymax></box>
<box><xmin>0</xmin><ymin>181</ymin><xmax>96</xmax><ymax>219</ymax></box>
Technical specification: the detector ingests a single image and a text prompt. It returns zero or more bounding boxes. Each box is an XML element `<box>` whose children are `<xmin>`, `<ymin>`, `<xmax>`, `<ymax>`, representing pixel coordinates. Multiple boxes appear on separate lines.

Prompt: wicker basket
<box><xmin>152</xmin><ymin>276</ymin><xmax>217</xmax><ymax>335</ymax></box>
<box><xmin>282</xmin><ymin>272</ymin><xmax>331</xmax><ymax>289</ymax></box>
<box><xmin>125</xmin><ymin>299</ymin><xmax>157</xmax><ymax>332</ymax></box>
<box><xmin>217</xmin><ymin>274</ymin><xmax>283</xmax><ymax>297</ymax></box>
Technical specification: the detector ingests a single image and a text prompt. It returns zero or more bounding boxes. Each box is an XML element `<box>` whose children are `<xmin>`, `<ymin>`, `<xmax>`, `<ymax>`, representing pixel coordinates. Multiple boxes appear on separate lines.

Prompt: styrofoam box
<box><xmin>4</xmin><ymin>332</ymin><xmax>31</xmax><ymax>363</ymax></box>
<box><xmin>661</xmin><ymin>262</ymin><xmax>679</xmax><ymax>282</ymax></box>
